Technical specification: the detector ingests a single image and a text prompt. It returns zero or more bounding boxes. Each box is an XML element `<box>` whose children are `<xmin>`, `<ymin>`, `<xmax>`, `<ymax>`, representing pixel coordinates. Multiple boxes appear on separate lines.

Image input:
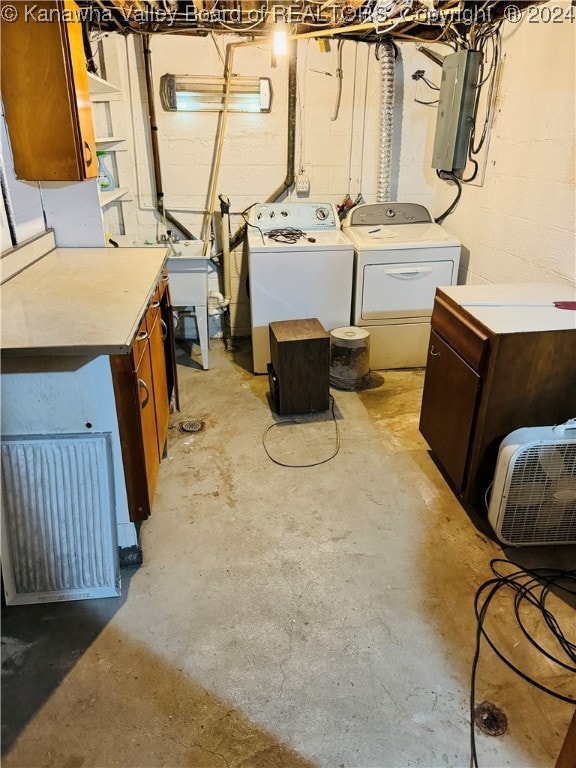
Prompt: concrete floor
<box><xmin>2</xmin><ymin>339</ymin><xmax>575</xmax><ymax>768</ymax></box>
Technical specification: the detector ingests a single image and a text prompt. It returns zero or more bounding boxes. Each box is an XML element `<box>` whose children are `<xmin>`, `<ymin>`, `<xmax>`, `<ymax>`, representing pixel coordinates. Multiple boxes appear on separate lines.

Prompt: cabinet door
<box><xmin>160</xmin><ymin>277</ymin><xmax>180</xmax><ymax>411</ymax></box>
<box><xmin>110</xmin><ymin>350</ymin><xmax>152</xmax><ymax>521</ymax></box>
<box><xmin>0</xmin><ymin>0</ymin><xmax>96</xmax><ymax>181</ymax></box>
<box><xmin>419</xmin><ymin>331</ymin><xmax>481</xmax><ymax>491</ymax></box>
<box><xmin>64</xmin><ymin>0</ymin><xmax>97</xmax><ymax>178</ymax></box>
<box><xmin>137</xmin><ymin>340</ymin><xmax>161</xmax><ymax>507</ymax></box>
<box><xmin>148</xmin><ymin>310</ymin><xmax>170</xmax><ymax>457</ymax></box>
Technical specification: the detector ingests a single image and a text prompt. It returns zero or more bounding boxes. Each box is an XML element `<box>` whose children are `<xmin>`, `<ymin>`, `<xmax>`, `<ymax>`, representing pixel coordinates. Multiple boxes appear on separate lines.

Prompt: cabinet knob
<box><xmin>138</xmin><ymin>378</ymin><xmax>150</xmax><ymax>408</ymax></box>
<box><xmin>162</xmin><ymin>275</ymin><xmax>169</xmax><ymax>282</ymax></box>
<box><xmin>430</xmin><ymin>345</ymin><xmax>441</xmax><ymax>357</ymax></box>
<box><xmin>136</xmin><ymin>330</ymin><xmax>148</xmax><ymax>342</ymax></box>
<box><xmin>150</xmin><ymin>300</ymin><xmax>160</xmax><ymax>309</ymax></box>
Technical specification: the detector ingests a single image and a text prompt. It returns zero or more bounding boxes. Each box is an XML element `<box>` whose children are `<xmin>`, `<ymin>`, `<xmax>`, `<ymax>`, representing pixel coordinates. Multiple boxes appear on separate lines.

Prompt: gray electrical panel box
<box><xmin>432</xmin><ymin>50</ymin><xmax>481</xmax><ymax>175</ymax></box>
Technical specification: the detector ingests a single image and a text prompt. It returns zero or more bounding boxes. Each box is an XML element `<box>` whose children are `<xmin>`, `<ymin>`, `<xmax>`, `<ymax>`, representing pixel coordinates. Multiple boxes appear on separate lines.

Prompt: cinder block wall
<box><xmin>122</xmin><ymin>6</ymin><xmax>574</xmax><ymax>339</ymax></box>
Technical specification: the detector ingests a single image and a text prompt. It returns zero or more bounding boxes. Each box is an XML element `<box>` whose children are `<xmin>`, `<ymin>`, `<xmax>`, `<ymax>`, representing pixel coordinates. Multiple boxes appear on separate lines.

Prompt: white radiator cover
<box><xmin>1</xmin><ymin>434</ymin><xmax>120</xmax><ymax>604</ymax></box>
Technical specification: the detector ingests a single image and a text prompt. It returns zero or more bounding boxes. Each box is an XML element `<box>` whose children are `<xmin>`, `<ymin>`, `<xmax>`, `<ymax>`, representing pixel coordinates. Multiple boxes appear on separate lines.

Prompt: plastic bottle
<box><xmin>96</xmin><ymin>151</ymin><xmax>115</xmax><ymax>192</ymax></box>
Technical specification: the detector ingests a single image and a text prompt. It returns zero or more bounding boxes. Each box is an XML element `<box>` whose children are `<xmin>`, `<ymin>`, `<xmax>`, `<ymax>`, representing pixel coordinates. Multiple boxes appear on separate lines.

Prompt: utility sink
<box><xmin>165</xmin><ymin>240</ymin><xmax>209</xmax><ymax>307</ymax></box>
<box><xmin>165</xmin><ymin>240</ymin><xmax>210</xmax><ymax>370</ymax></box>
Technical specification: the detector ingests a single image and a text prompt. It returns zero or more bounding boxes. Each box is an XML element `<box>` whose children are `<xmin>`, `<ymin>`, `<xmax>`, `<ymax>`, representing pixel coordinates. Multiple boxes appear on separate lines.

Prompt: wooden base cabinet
<box><xmin>111</xmin><ymin>275</ymin><xmax>175</xmax><ymax>522</ymax></box>
<box><xmin>419</xmin><ymin>330</ymin><xmax>481</xmax><ymax>492</ymax></box>
<box><xmin>420</xmin><ymin>285</ymin><xmax>576</xmax><ymax>515</ymax></box>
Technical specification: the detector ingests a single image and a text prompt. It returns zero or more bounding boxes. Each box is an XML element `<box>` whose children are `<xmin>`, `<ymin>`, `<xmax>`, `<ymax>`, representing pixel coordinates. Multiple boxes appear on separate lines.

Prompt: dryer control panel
<box><xmin>343</xmin><ymin>203</ymin><xmax>432</xmax><ymax>228</ymax></box>
<box><xmin>250</xmin><ymin>202</ymin><xmax>340</xmax><ymax>231</ymax></box>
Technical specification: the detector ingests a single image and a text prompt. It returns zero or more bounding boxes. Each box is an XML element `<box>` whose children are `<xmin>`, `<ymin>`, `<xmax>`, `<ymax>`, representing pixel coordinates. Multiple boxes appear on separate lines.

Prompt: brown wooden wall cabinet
<box><xmin>419</xmin><ymin>285</ymin><xmax>576</xmax><ymax>515</ymax></box>
<box><xmin>111</xmin><ymin>274</ymin><xmax>177</xmax><ymax>522</ymax></box>
<box><xmin>0</xmin><ymin>0</ymin><xmax>97</xmax><ymax>181</ymax></box>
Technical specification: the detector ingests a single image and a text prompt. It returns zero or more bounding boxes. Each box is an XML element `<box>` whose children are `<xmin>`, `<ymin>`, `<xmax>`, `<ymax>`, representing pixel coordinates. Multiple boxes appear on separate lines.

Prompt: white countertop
<box><xmin>108</xmin><ymin>237</ymin><xmax>207</xmax><ymax>260</ymax></box>
<box><xmin>439</xmin><ymin>283</ymin><xmax>576</xmax><ymax>334</ymax></box>
<box><xmin>1</xmin><ymin>247</ymin><xmax>168</xmax><ymax>357</ymax></box>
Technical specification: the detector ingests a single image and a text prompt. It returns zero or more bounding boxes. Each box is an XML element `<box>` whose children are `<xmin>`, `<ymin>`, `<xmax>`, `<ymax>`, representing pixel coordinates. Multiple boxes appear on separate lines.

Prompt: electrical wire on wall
<box><xmin>357</xmin><ymin>42</ymin><xmax>371</xmax><ymax>198</ymax></box>
<box><xmin>411</xmin><ymin>68</ymin><xmax>439</xmax><ymax>106</ymax></box>
<box><xmin>465</xmin><ymin>23</ymin><xmax>503</xmax><ymax>185</ymax></box>
<box><xmin>470</xmin><ymin>559</ymin><xmax>576</xmax><ymax>768</ymax></box>
<box><xmin>331</xmin><ymin>39</ymin><xmax>345</xmax><ymax>121</ymax></box>
<box><xmin>346</xmin><ymin>42</ymin><xmax>359</xmax><ymax>199</ymax></box>
<box><xmin>407</xmin><ymin>10</ymin><xmax>505</xmax><ymax>221</ymax></box>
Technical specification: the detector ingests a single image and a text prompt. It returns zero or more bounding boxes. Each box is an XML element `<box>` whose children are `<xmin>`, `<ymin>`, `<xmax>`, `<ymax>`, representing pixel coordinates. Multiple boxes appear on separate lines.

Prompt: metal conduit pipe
<box><xmin>377</xmin><ymin>40</ymin><xmax>395</xmax><ymax>203</ymax></box>
<box><xmin>142</xmin><ymin>36</ymin><xmax>196</xmax><ymax>241</ymax></box>
<box><xmin>267</xmin><ymin>38</ymin><xmax>297</xmax><ymax>203</ymax></box>
<box><xmin>222</xmin><ymin>37</ymin><xmax>298</xmax><ymax>255</ymax></box>
<box><xmin>201</xmin><ymin>37</ymin><xmax>298</xmax><ymax>256</ymax></box>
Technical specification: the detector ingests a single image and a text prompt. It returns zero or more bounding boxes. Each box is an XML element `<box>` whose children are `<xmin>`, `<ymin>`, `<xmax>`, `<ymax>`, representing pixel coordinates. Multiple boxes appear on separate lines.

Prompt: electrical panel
<box><xmin>432</xmin><ymin>50</ymin><xmax>481</xmax><ymax>175</ymax></box>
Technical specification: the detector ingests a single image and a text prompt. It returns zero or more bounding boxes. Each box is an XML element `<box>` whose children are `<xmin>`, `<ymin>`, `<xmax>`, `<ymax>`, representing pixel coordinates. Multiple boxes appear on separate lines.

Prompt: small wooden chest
<box><xmin>268</xmin><ymin>318</ymin><xmax>330</xmax><ymax>415</ymax></box>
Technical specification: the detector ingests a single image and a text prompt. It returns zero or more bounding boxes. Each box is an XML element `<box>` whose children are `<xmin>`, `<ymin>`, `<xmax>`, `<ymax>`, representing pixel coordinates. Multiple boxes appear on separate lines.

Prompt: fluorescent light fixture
<box><xmin>273</xmin><ymin>24</ymin><xmax>288</xmax><ymax>55</ymax></box>
<box><xmin>160</xmin><ymin>74</ymin><xmax>272</xmax><ymax>113</ymax></box>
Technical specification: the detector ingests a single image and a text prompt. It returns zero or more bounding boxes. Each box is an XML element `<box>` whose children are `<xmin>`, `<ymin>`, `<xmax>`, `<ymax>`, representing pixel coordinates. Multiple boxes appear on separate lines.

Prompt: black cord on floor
<box><xmin>470</xmin><ymin>559</ymin><xmax>576</xmax><ymax>768</ymax></box>
<box><xmin>262</xmin><ymin>395</ymin><xmax>340</xmax><ymax>468</ymax></box>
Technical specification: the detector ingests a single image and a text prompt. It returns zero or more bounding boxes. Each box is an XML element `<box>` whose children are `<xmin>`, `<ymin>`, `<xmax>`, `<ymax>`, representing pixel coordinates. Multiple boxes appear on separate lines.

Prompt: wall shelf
<box><xmin>100</xmin><ymin>187</ymin><xmax>129</xmax><ymax>207</ymax></box>
<box><xmin>95</xmin><ymin>136</ymin><xmax>126</xmax><ymax>145</ymax></box>
<box><xmin>88</xmin><ymin>72</ymin><xmax>122</xmax><ymax>101</ymax></box>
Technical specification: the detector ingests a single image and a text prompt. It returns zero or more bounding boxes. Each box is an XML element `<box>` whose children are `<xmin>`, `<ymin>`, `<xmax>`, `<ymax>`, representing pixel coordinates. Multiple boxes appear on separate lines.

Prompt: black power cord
<box><xmin>470</xmin><ymin>559</ymin><xmax>576</xmax><ymax>768</ymax></box>
<box><xmin>434</xmin><ymin>170</ymin><xmax>463</xmax><ymax>224</ymax></box>
<box><xmin>266</xmin><ymin>227</ymin><xmax>307</xmax><ymax>244</ymax></box>
<box><xmin>263</xmin><ymin>395</ymin><xmax>341</xmax><ymax>468</ymax></box>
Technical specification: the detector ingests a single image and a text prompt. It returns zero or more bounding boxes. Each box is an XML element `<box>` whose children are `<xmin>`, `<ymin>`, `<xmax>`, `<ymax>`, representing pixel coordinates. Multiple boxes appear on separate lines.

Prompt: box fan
<box><xmin>488</xmin><ymin>420</ymin><xmax>576</xmax><ymax>546</ymax></box>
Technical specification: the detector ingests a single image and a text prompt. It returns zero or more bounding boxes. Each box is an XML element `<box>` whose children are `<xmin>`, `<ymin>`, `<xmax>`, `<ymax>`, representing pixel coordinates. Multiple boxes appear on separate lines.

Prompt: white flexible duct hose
<box><xmin>377</xmin><ymin>41</ymin><xmax>395</xmax><ymax>203</ymax></box>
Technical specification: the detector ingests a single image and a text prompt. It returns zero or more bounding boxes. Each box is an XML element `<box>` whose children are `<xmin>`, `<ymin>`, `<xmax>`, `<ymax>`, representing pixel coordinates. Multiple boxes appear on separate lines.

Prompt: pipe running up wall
<box><xmin>377</xmin><ymin>41</ymin><xmax>395</xmax><ymax>203</ymax></box>
<box><xmin>223</xmin><ymin>38</ymin><xmax>298</xmax><ymax>256</ymax></box>
<box><xmin>201</xmin><ymin>37</ymin><xmax>298</xmax><ymax>256</ymax></box>
<box><xmin>142</xmin><ymin>36</ymin><xmax>196</xmax><ymax>241</ymax></box>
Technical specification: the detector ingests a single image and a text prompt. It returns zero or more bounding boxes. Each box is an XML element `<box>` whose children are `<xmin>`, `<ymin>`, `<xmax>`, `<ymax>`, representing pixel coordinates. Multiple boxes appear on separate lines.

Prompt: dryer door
<box><xmin>361</xmin><ymin>260</ymin><xmax>455</xmax><ymax>321</ymax></box>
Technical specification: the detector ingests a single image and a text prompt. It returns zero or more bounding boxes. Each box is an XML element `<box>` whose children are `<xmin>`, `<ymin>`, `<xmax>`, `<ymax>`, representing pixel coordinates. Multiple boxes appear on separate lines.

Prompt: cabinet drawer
<box><xmin>132</xmin><ymin>314</ymin><xmax>149</xmax><ymax>369</ymax></box>
<box><xmin>146</xmin><ymin>298</ymin><xmax>161</xmax><ymax>333</ymax></box>
<box><xmin>432</xmin><ymin>296</ymin><xmax>488</xmax><ymax>372</ymax></box>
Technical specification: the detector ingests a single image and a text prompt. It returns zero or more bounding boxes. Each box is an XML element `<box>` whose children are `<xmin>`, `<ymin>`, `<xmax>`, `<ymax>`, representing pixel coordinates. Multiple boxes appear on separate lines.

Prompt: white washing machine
<box><xmin>247</xmin><ymin>202</ymin><xmax>354</xmax><ymax>374</ymax></box>
<box><xmin>342</xmin><ymin>202</ymin><xmax>461</xmax><ymax>369</ymax></box>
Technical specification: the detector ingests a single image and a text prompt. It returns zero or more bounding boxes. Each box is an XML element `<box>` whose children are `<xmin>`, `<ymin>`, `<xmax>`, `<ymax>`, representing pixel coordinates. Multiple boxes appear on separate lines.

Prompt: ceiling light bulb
<box><xmin>273</xmin><ymin>24</ymin><xmax>288</xmax><ymax>55</ymax></box>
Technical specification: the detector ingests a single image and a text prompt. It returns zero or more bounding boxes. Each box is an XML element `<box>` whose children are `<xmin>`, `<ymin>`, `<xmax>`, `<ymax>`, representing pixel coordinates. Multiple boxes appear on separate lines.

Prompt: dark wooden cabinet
<box><xmin>419</xmin><ymin>330</ymin><xmax>481</xmax><ymax>491</ymax></box>
<box><xmin>420</xmin><ymin>285</ymin><xmax>576</xmax><ymax>515</ymax></box>
<box><xmin>269</xmin><ymin>318</ymin><xmax>330</xmax><ymax>415</ymax></box>
<box><xmin>110</xmin><ymin>275</ymin><xmax>176</xmax><ymax>522</ymax></box>
<box><xmin>0</xmin><ymin>0</ymin><xmax>97</xmax><ymax>181</ymax></box>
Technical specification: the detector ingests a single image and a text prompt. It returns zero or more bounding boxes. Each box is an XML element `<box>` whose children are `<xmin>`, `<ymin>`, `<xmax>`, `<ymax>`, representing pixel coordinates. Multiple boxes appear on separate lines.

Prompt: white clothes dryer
<box><xmin>247</xmin><ymin>202</ymin><xmax>354</xmax><ymax>374</ymax></box>
<box><xmin>342</xmin><ymin>202</ymin><xmax>461</xmax><ymax>369</ymax></box>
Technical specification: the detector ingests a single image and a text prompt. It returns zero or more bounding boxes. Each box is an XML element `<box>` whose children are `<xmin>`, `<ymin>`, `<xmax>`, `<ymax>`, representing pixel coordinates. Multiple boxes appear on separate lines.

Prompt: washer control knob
<box><xmin>316</xmin><ymin>206</ymin><xmax>329</xmax><ymax>221</ymax></box>
<box><xmin>269</xmin><ymin>211</ymin><xmax>275</xmax><ymax>219</ymax></box>
<box><xmin>281</xmin><ymin>210</ymin><xmax>288</xmax><ymax>217</ymax></box>
<box><xmin>386</xmin><ymin>208</ymin><xmax>396</xmax><ymax>218</ymax></box>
